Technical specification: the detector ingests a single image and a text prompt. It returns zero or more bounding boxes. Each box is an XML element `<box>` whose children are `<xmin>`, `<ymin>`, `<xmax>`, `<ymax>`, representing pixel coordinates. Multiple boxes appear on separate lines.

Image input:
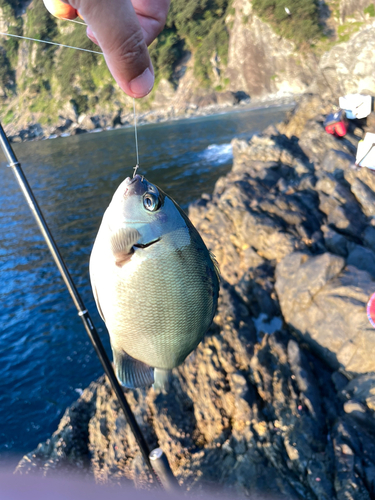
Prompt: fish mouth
<box><xmin>124</xmin><ymin>174</ymin><xmax>146</xmax><ymax>186</ymax></box>
<box><xmin>123</xmin><ymin>175</ymin><xmax>148</xmax><ymax>197</ymax></box>
<box><xmin>124</xmin><ymin>176</ymin><xmax>138</xmax><ymax>186</ymax></box>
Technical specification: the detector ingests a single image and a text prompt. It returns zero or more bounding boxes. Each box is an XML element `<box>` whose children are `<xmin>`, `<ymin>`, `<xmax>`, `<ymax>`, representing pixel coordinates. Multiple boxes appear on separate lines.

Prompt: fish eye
<box><xmin>143</xmin><ymin>193</ymin><xmax>160</xmax><ymax>212</ymax></box>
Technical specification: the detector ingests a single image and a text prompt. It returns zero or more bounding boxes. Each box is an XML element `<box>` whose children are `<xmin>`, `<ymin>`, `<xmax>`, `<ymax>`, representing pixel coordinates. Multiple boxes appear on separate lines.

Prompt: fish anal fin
<box><xmin>110</xmin><ymin>227</ymin><xmax>141</xmax><ymax>268</ymax></box>
<box><xmin>153</xmin><ymin>368</ymin><xmax>171</xmax><ymax>393</ymax></box>
<box><xmin>112</xmin><ymin>347</ymin><xmax>154</xmax><ymax>388</ymax></box>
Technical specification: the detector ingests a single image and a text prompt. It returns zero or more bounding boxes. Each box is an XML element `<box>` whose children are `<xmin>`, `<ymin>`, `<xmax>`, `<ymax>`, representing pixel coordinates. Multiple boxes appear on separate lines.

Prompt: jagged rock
<box><xmin>341</xmin><ymin>373</ymin><xmax>375</xmax><ymax>411</ymax></box>
<box><xmin>234</xmin><ymin>91</ymin><xmax>250</xmax><ymax>103</ymax></box>
<box><xmin>331</xmin><ymin>419</ymin><xmax>373</xmax><ymax>500</ymax></box>
<box><xmin>344</xmin><ymin>167</ymin><xmax>375</xmax><ymax>219</ymax></box>
<box><xmin>71</xmin><ymin>127</ymin><xmax>86</xmax><ymax>136</ymax></box>
<box><xmin>17</xmin><ymin>123</ymin><xmax>44</xmax><ymax>141</ymax></box>
<box><xmin>63</xmin><ymin>101</ymin><xmax>79</xmax><ymax>123</ymax></box>
<box><xmin>299</xmin><ymin>120</ymin><xmax>356</xmax><ymax>166</ymax></box>
<box><xmin>278</xmin><ymin>94</ymin><xmax>331</xmax><ymax>139</ymax></box>
<box><xmin>275</xmin><ymin>252</ymin><xmax>375</xmax><ymax>374</ymax></box>
<box><xmin>322</xmin><ymin>225</ymin><xmax>350</xmax><ymax>257</ymax></box>
<box><xmin>313</xmin><ymin>24</ymin><xmax>375</xmax><ymax>99</ymax></box>
<box><xmin>315</xmin><ymin>173</ymin><xmax>367</xmax><ymax>239</ymax></box>
<box><xmin>348</xmin><ymin>178</ymin><xmax>375</xmax><ymax>217</ymax></box>
<box><xmin>53</xmin><ymin>118</ymin><xmax>73</xmax><ymax>136</ymax></box>
<box><xmin>111</xmin><ymin>110</ymin><xmax>122</xmax><ymax>128</ymax></box>
<box><xmin>77</xmin><ymin>115</ymin><xmax>96</xmax><ymax>131</ymax></box>
<box><xmin>191</xmin><ymin>93</ymin><xmax>218</xmax><ymax>108</ymax></box>
<box><xmin>347</xmin><ymin>245</ymin><xmax>375</xmax><ymax>279</ymax></box>
<box><xmin>363</xmin><ymin>226</ymin><xmax>375</xmax><ymax>253</ymax></box>
<box><xmin>216</xmin><ymin>91</ymin><xmax>238</xmax><ymax>106</ymax></box>
<box><xmin>15</xmin><ymin>88</ymin><xmax>375</xmax><ymax>499</ymax></box>
<box><xmin>90</xmin><ymin>115</ymin><xmax>108</xmax><ymax>129</ymax></box>
<box><xmin>9</xmin><ymin>135</ymin><xmax>22</xmax><ymax>143</ymax></box>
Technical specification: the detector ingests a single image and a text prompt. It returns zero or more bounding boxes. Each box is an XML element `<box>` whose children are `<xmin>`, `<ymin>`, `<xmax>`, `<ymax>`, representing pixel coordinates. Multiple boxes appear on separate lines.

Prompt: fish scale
<box><xmin>106</xmin><ymin>231</ymin><xmax>214</xmax><ymax>367</ymax></box>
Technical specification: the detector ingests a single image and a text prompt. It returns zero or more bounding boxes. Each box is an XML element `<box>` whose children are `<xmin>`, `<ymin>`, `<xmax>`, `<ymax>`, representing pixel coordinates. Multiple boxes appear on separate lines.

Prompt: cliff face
<box><xmin>313</xmin><ymin>22</ymin><xmax>375</xmax><ymax>99</ymax></box>
<box><xmin>340</xmin><ymin>0</ymin><xmax>373</xmax><ymax>21</ymax></box>
<box><xmin>224</xmin><ymin>0</ymin><xmax>375</xmax><ymax>99</ymax></box>
<box><xmin>225</xmin><ymin>0</ymin><xmax>313</xmax><ymax>97</ymax></box>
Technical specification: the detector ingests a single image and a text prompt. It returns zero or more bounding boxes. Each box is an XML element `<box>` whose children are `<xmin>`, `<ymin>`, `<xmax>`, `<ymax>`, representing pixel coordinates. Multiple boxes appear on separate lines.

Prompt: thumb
<box><xmin>60</xmin><ymin>0</ymin><xmax>154</xmax><ymax>98</ymax></box>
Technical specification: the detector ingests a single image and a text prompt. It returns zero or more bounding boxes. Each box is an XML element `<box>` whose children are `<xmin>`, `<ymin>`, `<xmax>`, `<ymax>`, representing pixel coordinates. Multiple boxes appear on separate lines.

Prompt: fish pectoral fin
<box><xmin>110</xmin><ymin>227</ymin><xmax>141</xmax><ymax>267</ymax></box>
<box><xmin>112</xmin><ymin>347</ymin><xmax>154</xmax><ymax>388</ymax></box>
<box><xmin>153</xmin><ymin>368</ymin><xmax>171</xmax><ymax>393</ymax></box>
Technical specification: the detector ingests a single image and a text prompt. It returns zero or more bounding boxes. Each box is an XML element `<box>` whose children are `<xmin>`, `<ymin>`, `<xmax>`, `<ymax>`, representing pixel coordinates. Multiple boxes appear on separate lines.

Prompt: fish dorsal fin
<box><xmin>209</xmin><ymin>251</ymin><xmax>221</xmax><ymax>281</ymax></box>
<box><xmin>110</xmin><ymin>227</ymin><xmax>141</xmax><ymax>267</ymax></box>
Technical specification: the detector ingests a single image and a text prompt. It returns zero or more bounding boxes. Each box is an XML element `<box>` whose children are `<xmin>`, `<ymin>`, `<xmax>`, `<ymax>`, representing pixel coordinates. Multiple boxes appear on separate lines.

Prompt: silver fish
<box><xmin>90</xmin><ymin>175</ymin><xmax>220</xmax><ymax>390</ymax></box>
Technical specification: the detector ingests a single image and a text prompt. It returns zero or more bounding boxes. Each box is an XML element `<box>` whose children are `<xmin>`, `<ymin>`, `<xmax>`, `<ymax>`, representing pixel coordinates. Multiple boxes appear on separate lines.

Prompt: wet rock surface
<box><xmin>16</xmin><ymin>94</ymin><xmax>375</xmax><ymax>499</ymax></box>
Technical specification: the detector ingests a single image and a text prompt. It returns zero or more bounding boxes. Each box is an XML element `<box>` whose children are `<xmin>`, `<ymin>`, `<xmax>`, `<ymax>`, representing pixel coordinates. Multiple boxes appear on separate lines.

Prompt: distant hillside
<box><xmin>1</xmin><ymin>0</ymin><xmax>375</xmax><ymax>136</ymax></box>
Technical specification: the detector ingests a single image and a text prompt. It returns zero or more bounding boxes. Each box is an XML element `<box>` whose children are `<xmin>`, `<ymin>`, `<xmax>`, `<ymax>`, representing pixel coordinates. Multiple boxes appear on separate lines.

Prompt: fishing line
<box><xmin>0</xmin><ymin>31</ymin><xmax>103</xmax><ymax>54</ymax></box>
<box><xmin>62</xmin><ymin>18</ymin><xmax>87</xmax><ymax>26</ymax></box>
<box><xmin>1</xmin><ymin>29</ymin><xmax>142</xmax><ymax>178</ymax></box>
<box><xmin>133</xmin><ymin>98</ymin><xmax>140</xmax><ymax>177</ymax></box>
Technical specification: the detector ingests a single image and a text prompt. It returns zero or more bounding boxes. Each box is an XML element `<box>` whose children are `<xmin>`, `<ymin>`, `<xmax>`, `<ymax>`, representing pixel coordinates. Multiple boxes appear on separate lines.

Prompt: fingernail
<box><xmin>129</xmin><ymin>67</ymin><xmax>154</xmax><ymax>97</ymax></box>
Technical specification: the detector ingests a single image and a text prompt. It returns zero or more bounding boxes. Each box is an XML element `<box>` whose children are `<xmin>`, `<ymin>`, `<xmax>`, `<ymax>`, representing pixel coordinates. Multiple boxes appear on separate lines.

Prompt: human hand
<box><xmin>43</xmin><ymin>0</ymin><xmax>170</xmax><ymax>98</ymax></box>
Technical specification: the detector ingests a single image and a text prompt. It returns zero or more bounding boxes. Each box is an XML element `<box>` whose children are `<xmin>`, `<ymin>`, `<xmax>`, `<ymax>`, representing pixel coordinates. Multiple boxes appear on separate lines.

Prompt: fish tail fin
<box><xmin>112</xmin><ymin>347</ymin><xmax>154</xmax><ymax>389</ymax></box>
<box><xmin>153</xmin><ymin>368</ymin><xmax>171</xmax><ymax>393</ymax></box>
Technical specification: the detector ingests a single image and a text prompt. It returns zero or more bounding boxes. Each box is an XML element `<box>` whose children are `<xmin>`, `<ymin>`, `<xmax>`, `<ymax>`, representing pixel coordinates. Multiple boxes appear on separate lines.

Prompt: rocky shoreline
<box><xmin>4</xmin><ymin>93</ymin><xmax>297</xmax><ymax>143</ymax></box>
<box><xmin>15</xmin><ymin>93</ymin><xmax>375</xmax><ymax>499</ymax></box>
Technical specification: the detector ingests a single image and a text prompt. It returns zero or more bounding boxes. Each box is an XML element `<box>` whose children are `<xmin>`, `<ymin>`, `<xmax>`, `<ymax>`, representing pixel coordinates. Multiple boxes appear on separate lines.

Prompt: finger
<box><xmin>43</xmin><ymin>0</ymin><xmax>78</xmax><ymax>20</ymax></box>
<box><xmin>131</xmin><ymin>0</ymin><xmax>170</xmax><ymax>45</ymax></box>
<box><xmin>70</xmin><ymin>0</ymin><xmax>154</xmax><ymax>98</ymax></box>
<box><xmin>86</xmin><ymin>26</ymin><xmax>99</xmax><ymax>46</ymax></box>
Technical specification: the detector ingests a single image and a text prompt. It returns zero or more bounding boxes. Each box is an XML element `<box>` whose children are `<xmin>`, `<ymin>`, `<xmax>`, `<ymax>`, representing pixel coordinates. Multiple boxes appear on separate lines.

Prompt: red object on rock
<box><xmin>324</xmin><ymin>110</ymin><xmax>348</xmax><ymax>137</ymax></box>
<box><xmin>367</xmin><ymin>292</ymin><xmax>375</xmax><ymax>328</ymax></box>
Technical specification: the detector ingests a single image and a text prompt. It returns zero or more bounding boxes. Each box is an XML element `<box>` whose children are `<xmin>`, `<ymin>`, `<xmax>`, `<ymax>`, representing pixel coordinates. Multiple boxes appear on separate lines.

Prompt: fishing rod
<box><xmin>0</xmin><ymin>123</ymin><xmax>179</xmax><ymax>491</ymax></box>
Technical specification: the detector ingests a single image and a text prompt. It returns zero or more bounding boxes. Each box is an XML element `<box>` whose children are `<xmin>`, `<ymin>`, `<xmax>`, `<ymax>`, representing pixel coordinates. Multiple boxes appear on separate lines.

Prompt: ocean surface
<box><xmin>0</xmin><ymin>104</ymin><xmax>291</xmax><ymax>464</ymax></box>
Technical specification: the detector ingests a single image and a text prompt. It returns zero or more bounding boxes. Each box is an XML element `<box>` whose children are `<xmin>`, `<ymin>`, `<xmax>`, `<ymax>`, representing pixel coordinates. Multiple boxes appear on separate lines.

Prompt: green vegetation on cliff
<box><xmin>252</xmin><ymin>0</ymin><xmax>322</xmax><ymax>45</ymax></box>
<box><xmin>151</xmin><ymin>0</ymin><xmax>231</xmax><ymax>86</ymax></box>
<box><xmin>0</xmin><ymin>0</ymin><xmax>22</xmax><ymax>87</ymax></box>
